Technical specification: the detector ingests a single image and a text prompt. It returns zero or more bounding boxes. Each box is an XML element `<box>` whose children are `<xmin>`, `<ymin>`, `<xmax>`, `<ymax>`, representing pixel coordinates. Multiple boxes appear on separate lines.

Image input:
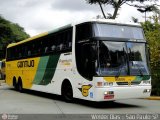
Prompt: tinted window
<box><xmin>6</xmin><ymin>27</ymin><xmax>73</xmax><ymax>61</ymax></box>
<box><xmin>75</xmin><ymin>23</ymin><xmax>95</xmax><ymax>80</ymax></box>
<box><xmin>94</xmin><ymin>23</ymin><xmax>145</xmax><ymax>40</ymax></box>
<box><xmin>76</xmin><ymin>23</ymin><xmax>93</xmax><ymax>42</ymax></box>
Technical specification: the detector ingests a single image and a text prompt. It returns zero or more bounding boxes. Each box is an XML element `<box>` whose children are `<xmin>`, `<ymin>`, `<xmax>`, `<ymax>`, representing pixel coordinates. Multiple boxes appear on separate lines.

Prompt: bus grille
<box><xmin>116</xmin><ymin>81</ymin><xmax>141</xmax><ymax>85</ymax></box>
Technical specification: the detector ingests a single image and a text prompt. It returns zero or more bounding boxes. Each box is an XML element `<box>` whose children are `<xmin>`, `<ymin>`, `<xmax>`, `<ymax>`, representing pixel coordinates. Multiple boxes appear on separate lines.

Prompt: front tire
<box><xmin>62</xmin><ymin>81</ymin><xmax>73</xmax><ymax>102</ymax></box>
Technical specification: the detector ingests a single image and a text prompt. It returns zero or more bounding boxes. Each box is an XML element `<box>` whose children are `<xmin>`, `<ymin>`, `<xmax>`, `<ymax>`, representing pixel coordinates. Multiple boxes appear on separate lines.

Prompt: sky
<box><xmin>0</xmin><ymin>0</ymin><xmax>158</xmax><ymax>36</ymax></box>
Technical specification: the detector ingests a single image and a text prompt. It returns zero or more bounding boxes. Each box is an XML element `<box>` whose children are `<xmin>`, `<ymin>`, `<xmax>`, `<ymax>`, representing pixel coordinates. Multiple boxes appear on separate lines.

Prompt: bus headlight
<box><xmin>104</xmin><ymin>91</ymin><xmax>114</xmax><ymax>95</ymax></box>
<box><xmin>143</xmin><ymin>89</ymin><xmax>151</xmax><ymax>93</ymax></box>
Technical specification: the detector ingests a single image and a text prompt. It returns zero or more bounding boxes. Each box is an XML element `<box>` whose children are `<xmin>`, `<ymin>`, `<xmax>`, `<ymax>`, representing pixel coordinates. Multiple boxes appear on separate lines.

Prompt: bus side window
<box><xmin>8</xmin><ymin>48</ymin><xmax>13</xmax><ymax>60</ymax></box>
<box><xmin>62</xmin><ymin>32</ymin><xmax>67</xmax><ymax>50</ymax></box>
<box><xmin>61</xmin><ymin>28</ymin><xmax>72</xmax><ymax>52</ymax></box>
<box><xmin>38</xmin><ymin>38</ymin><xmax>45</xmax><ymax>55</ymax></box>
<box><xmin>36</xmin><ymin>40</ymin><xmax>42</xmax><ymax>56</ymax></box>
<box><xmin>31</xmin><ymin>43</ymin><xmax>36</xmax><ymax>56</ymax></box>
<box><xmin>45</xmin><ymin>47</ymin><xmax>49</xmax><ymax>53</ymax></box>
<box><xmin>18</xmin><ymin>46</ymin><xmax>22</xmax><ymax>58</ymax></box>
<box><xmin>66</xmin><ymin>28</ymin><xmax>72</xmax><ymax>50</ymax></box>
<box><xmin>28</xmin><ymin>50</ymin><xmax>31</xmax><ymax>56</ymax></box>
<box><xmin>38</xmin><ymin>40</ymin><xmax>44</xmax><ymax>56</ymax></box>
<box><xmin>51</xmin><ymin>45</ymin><xmax>56</xmax><ymax>51</ymax></box>
<box><xmin>27</xmin><ymin>43</ymin><xmax>31</xmax><ymax>57</ymax></box>
<box><xmin>55</xmin><ymin>34</ymin><xmax>60</xmax><ymax>52</ymax></box>
<box><xmin>59</xmin><ymin>44</ymin><xmax>63</xmax><ymax>51</ymax></box>
<box><xmin>24</xmin><ymin>45</ymin><xmax>28</xmax><ymax>58</ymax></box>
<box><xmin>76</xmin><ymin>23</ymin><xmax>92</xmax><ymax>42</ymax></box>
<box><xmin>49</xmin><ymin>35</ymin><xmax>56</xmax><ymax>53</ymax></box>
<box><xmin>15</xmin><ymin>48</ymin><xmax>18</xmax><ymax>59</ymax></box>
<box><xmin>69</xmin><ymin>42</ymin><xmax>72</xmax><ymax>48</ymax></box>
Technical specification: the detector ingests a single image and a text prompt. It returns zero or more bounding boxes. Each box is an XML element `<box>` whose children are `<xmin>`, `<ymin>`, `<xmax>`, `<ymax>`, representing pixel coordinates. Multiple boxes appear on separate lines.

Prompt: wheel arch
<box><xmin>61</xmin><ymin>79</ymin><xmax>73</xmax><ymax>94</ymax></box>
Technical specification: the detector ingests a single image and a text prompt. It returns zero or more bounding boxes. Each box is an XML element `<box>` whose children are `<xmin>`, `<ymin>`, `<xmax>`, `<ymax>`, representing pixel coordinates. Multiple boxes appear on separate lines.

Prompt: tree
<box><xmin>141</xmin><ymin>18</ymin><xmax>160</xmax><ymax>68</ymax></box>
<box><xmin>0</xmin><ymin>16</ymin><xmax>29</xmax><ymax>59</ymax></box>
<box><xmin>86</xmin><ymin>0</ymin><xmax>160</xmax><ymax>19</ymax></box>
<box><xmin>136</xmin><ymin>4</ymin><xmax>160</xmax><ymax>22</ymax></box>
<box><xmin>141</xmin><ymin>18</ymin><xmax>160</xmax><ymax>96</ymax></box>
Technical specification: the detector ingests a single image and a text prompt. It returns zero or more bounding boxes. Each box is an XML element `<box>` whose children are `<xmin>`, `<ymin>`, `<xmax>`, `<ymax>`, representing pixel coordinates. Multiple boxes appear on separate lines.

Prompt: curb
<box><xmin>145</xmin><ymin>96</ymin><xmax>160</xmax><ymax>100</ymax></box>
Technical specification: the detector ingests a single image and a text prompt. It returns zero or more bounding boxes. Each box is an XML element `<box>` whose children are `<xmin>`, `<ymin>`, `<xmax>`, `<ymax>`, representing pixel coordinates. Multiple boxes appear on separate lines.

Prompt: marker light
<box><xmin>97</xmin><ymin>82</ymin><xmax>103</xmax><ymax>87</ymax></box>
<box><xmin>97</xmin><ymin>82</ymin><xmax>113</xmax><ymax>87</ymax></box>
<box><xmin>109</xmin><ymin>82</ymin><xmax>113</xmax><ymax>86</ymax></box>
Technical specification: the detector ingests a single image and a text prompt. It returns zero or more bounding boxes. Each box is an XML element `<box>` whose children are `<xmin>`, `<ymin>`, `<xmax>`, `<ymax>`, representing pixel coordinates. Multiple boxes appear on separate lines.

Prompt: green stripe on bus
<box><xmin>132</xmin><ymin>75</ymin><xmax>151</xmax><ymax>83</ymax></box>
<box><xmin>134</xmin><ymin>75</ymin><xmax>150</xmax><ymax>81</ymax></box>
<box><xmin>39</xmin><ymin>54</ymin><xmax>60</xmax><ymax>85</ymax></box>
<box><xmin>135</xmin><ymin>76</ymin><xmax>142</xmax><ymax>81</ymax></box>
<box><xmin>33</xmin><ymin>56</ymin><xmax>49</xmax><ymax>84</ymax></box>
<box><xmin>142</xmin><ymin>75</ymin><xmax>151</xmax><ymax>80</ymax></box>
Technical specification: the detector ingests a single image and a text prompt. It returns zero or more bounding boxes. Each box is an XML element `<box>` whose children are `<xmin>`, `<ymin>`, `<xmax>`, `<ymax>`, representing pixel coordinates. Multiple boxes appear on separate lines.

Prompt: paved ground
<box><xmin>0</xmin><ymin>83</ymin><xmax>160</xmax><ymax>115</ymax></box>
<box><xmin>0</xmin><ymin>80</ymin><xmax>5</xmax><ymax>86</ymax></box>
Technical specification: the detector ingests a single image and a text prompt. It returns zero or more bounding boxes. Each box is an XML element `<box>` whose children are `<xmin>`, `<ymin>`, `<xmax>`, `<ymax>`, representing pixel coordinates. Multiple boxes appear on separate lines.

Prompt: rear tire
<box><xmin>17</xmin><ymin>78</ymin><xmax>24</xmax><ymax>93</ymax></box>
<box><xmin>62</xmin><ymin>81</ymin><xmax>73</xmax><ymax>102</ymax></box>
<box><xmin>13</xmin><ymin>77</ymin><xmax>17</xmax><ymax>90</ymax></box>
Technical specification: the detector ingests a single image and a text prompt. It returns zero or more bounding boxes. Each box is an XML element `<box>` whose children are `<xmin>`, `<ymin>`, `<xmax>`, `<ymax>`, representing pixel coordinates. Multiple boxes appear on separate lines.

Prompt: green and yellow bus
<box><xmin>6</xmin><ymin>19</ymin><xmax>151</xmax><ymax>101</ymax></box>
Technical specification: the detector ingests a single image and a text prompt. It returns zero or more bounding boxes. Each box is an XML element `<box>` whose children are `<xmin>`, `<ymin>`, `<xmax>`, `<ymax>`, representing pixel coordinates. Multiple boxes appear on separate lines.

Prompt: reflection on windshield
<box><xmin>94</xmin><ymin>24</ymin><xmax>145</xmax><ymax>40</ymax></box>
<box><xmin>127</xmin><ymin>43</ymin><xmax>149</xmax><ymax>75</ymax></box>
<box><xmin>97</xmin><ymin>41</ymin><xmax>128</xmax><ymax>76</ymax></box>
<box><xmin>97</xmin><ymin>41</ymin><xmax>149</xmax><ymax>76</ymax></box>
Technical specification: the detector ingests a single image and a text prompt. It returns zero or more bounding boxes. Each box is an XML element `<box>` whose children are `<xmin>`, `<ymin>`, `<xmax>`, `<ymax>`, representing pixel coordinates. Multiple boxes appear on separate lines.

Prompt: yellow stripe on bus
<box><xmin>103</xmin><ymin>76</ymin><xmax>136</xmax><ymax>83</ymax></box>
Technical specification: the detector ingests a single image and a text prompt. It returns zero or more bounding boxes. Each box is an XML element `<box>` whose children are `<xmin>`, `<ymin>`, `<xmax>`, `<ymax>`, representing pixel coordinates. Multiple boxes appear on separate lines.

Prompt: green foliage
<box><xmin>141</xmin><ymin>20</ymin><xmax>160</xmax><ymax>68</ymax></box>
<box><xmin>86</xmin><ymin>0</ymin><xmax>159</xmax><ymax>19</ymax></box>
<box><xmin>0</xmin><ymin>16</ymin><xmax>29</xmax><ymax>59</ymax></box>
<box><xmin>141</xmin><ymin>19</ymin><xmax>160</xmax><ymax>96</ymax></box>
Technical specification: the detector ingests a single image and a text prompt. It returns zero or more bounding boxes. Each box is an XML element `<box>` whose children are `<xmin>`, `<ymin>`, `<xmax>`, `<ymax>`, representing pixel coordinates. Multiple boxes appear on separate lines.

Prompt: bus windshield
<box><xmin>97</xmin><ymin>41</ymin><xmax>150</xmax><ymax>76</ymax></box>
<box><xmin>75</xmin><ymin>22</ymin><xmax>150</xmax><ymax>80</ymax></box>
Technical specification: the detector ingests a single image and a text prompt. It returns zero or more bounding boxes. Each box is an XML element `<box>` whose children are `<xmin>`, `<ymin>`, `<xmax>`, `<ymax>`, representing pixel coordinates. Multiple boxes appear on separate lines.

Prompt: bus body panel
<box><xmin>6</xmin><ymin>57</ymin><xmax>40</xmax><ymax>88</ymax></box>
<box><xmin>5</xmin><ymin>19</ymin><xmax>151</xmax><ymax>102</ymax></box>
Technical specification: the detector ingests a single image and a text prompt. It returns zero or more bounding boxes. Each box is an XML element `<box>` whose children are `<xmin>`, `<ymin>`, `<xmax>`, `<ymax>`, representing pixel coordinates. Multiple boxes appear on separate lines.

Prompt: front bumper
<box><xmin>93</xmin><ymin>85</ymin><xmax>151</xmax><ymax>101</ymax></box>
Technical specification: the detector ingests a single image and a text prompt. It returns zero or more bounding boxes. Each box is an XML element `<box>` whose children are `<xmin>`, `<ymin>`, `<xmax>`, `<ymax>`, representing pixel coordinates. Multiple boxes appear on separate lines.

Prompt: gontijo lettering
<box><xmin>17</xmin><ymin>60</ymin><xmax>34</xmax><ymax>68</ymax></box>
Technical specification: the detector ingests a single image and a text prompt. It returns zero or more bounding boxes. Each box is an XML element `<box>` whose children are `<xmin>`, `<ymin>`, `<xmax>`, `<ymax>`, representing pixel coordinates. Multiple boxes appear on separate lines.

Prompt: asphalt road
<box><xmin>0</xmin><ymin>83</ymin><xmax>160</xmax><ymax>115</ymax></box>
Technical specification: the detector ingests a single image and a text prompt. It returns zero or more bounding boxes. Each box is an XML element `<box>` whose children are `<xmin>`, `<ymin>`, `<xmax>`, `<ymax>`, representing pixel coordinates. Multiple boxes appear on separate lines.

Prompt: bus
<box><xmin>5</xmin><ymin>19</ymin><xmax>151</xmax><ymax>102</ymax></box>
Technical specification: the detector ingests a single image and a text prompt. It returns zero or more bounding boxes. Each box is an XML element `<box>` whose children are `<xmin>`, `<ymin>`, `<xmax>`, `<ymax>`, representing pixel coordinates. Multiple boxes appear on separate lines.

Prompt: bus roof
<box><xmin>7</xmin><ymin>19</ymin><xmax>141</xmax><ymax>48</ymax></box>
<box><xmin>72</xmin><ymin>19</ymin><xmax>141</xmax><ymax>27</ymax></box>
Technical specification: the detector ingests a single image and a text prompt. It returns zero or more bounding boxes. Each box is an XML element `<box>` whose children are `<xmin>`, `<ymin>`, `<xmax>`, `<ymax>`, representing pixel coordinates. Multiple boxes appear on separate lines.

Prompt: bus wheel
<box><xmin>13</xmin><ymin>77</ymin><xmax>17</xmax><ymax>90</ymax></box>
<box><xmin>62</xmin><ymin>81</ymin><xmax>73</xmax><ymax>102</ymax></box>
<box><xmin>17</xmin><ymin>78</ymin><xmax>23</xmax><ymax>93</ymax></box>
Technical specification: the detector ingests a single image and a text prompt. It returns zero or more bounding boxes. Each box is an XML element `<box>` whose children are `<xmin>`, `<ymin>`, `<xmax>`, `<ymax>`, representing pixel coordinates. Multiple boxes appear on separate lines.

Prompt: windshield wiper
<box><xmin>115</xmin><ymin>65</ymin><xmax>123</xmax><ymax>78</ymax></box>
